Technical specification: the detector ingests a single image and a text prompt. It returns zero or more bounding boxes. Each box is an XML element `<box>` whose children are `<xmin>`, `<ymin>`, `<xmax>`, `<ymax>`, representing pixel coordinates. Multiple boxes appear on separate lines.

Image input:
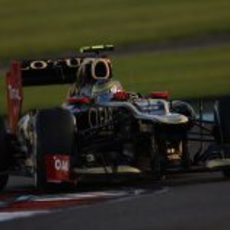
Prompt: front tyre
<box><xmin>214</xmin><ymin>97</ymin><xmax>230</xmax><ymax>178</ymax></box>
<box><xmin>34</xmin><ymin>108</ymin><xmax>75</xmax><ymax>190</ymax></box>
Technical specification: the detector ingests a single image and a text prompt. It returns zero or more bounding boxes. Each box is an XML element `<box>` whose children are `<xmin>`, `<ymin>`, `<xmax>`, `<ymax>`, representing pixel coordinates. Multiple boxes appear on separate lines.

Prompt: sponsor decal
<box><xmin>88</xmin><ymin>107</ymin><xmax>113</xmax><ymax>129</ymax></box>
<box><xmin>21</xmin><ymin>58</ymin><xmax>82</xmax><ymax>70</ymax></box>
<box><xmin>45</xmin><ymin>155</ymin><xmax>70</xmax><ymax>183</ymax></box>
<box><xmin>8</xmin><ymin>85</ymin><xmax>22</xmax><ymax>100</ymax></box>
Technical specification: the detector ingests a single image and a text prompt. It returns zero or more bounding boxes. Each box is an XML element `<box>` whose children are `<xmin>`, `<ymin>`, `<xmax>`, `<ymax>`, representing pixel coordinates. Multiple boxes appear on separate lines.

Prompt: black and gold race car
<box><xmin>0</xmin><ymin>45</ymin><xmax>230</xmax><ymax>191</ymax></box>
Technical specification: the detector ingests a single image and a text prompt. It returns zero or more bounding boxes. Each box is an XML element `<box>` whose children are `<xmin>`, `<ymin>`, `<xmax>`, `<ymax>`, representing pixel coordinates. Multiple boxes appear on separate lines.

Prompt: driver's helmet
<box><xmin>76</xmin><ymin>58</ymin><xmax>112</xmax><ymax>87</ymax></box>
<box><xmin>92</xmin><ymin>79</ymin><xmax>123</xmax><ymax>102</ymax></box>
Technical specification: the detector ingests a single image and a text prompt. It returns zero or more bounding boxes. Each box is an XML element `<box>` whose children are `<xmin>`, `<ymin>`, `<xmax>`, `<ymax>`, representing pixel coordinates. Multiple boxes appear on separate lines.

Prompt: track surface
<box><xmin>1</xmin><ymin>172</ymin><xmax>230</xmax><ymax>230</ymax></box>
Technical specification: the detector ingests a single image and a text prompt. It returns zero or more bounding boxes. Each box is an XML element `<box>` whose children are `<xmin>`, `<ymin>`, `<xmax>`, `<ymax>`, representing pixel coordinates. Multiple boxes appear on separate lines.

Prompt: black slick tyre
<box><xmin>0</xmin><ymin>117</ymin><xmax>9</xmax><ymax>190</ymax></box>
<box><xmin>34</xmin><ymin>108</ymin><xmax>75</xmax><ymax>190</ymax></box>
<box><xmin>150</xmin><ymin>137</ymin><xmax>165</xmax><ymax>181</ymax></box>
<box><xmin>215</xmin><ymin>97</ymin><xmax>230</xmax><ymax>178</ymax></box>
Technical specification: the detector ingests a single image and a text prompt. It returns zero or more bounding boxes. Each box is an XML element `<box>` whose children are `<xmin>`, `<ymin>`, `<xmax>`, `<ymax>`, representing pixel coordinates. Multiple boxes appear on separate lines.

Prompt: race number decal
<box><xmin>45</xmin><ymin>155</ymin><xmax>70</xmax><ymax>183</ymax></box>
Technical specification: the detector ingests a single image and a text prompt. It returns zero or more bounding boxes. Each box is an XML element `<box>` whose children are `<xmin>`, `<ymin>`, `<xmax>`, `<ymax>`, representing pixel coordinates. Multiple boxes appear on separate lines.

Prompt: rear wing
<box><xmin>6</xmin><ymin>51</ymin><xmax>113</xmax><ymax>133</ymax></box>
<box><xmin>6</xmin><ymin>58</ymin><xmax>83</xmax><ymax>133</ymax></box>
<box><xmin>20</xmin><ymin>58</ymin><xmax>82</xmax><ymax>86</ymax></box>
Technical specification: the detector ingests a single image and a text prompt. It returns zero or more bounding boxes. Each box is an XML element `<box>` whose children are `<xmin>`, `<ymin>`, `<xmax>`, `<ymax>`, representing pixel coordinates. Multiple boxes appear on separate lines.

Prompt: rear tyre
<box><xmin>215</xmin><ymin>97</ymin><xmax>230</xmax><ymax>178</ymax></box>
<box><xmin>0</xmin><ymin>117</ymin><xmax>9</xmax><ymax>190</ymax></box>
<box><xmin>34</xmin><ymin>108</ymin><xmax>75</xmax><ymax>190</ymax></box>
<box><xmin>222</xmin><ymin>144</ymin><xmax>230</xmax><ymax>177</ymax></box>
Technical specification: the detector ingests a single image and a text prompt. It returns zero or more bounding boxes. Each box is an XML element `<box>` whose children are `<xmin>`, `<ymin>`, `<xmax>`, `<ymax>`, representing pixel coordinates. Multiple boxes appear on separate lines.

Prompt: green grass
<box><xmin>0</xmin><ymin>0</ymin><xmax>230</xmax><ymax>61</ymax></box>
<box><xmin>114</xmin><ymin>45</ymin><xmax>230</xmax><ymax>98</ymax></box>
<box><xmin>1</xmin><ymin>44</ymin><xmax>230</xmax><ymax>114</ymax></box>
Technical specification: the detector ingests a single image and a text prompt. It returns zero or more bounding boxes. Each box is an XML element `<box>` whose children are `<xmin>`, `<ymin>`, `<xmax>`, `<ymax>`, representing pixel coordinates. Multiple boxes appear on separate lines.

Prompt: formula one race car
<box><xmin>0</xmin><ymin>45</ymin><xmax>230</xmax><ymax>191</ymax></box>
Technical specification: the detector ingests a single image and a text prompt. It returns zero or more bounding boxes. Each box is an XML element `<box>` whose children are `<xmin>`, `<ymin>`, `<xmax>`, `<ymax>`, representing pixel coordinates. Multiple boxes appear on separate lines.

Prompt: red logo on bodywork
<box><xmin>6</xmin><ymin>62</ymin><xmax>23</xmax><ymax>134</ymax></box>
<box><xmin>45</xmin><ymin>155</ymin><xmax>70</xmax><ymax>183</ymax></box>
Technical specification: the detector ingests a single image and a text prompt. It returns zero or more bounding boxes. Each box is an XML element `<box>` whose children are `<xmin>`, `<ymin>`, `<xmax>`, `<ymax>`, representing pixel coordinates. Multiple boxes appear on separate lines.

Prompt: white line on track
<box><xmin>0</xmin><ymin>211</ymin><xmax>49</xmax><ymax>222</ymax></box>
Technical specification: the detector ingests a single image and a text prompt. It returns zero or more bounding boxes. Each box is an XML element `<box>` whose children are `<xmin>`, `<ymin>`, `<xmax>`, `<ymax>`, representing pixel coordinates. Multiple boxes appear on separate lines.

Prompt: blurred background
<box><xmin>0</xmin><ymin>0</ymin><xmax>230</xmax><ymax>113</ymax></box>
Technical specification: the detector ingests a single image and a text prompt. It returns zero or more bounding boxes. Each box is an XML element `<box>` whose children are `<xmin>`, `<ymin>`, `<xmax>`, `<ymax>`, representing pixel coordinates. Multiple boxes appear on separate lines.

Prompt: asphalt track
<box><xmin>1</xmin><ymin>171</ymin><xmax>230</xmax><ymax>230</ymax></box>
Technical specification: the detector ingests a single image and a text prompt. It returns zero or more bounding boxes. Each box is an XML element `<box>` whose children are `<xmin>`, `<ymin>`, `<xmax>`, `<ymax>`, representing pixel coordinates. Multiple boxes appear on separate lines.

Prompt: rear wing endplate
<box><xmin>6</xmin><ymin>57</ymin><xmax>84</xmax><ymax>133</ymax></box>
